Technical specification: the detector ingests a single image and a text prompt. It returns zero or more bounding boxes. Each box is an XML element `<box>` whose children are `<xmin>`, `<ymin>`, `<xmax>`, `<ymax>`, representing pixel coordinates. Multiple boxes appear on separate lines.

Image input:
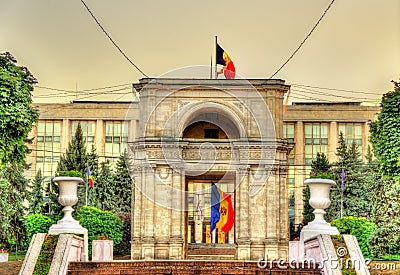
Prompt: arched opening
<box><xmin>182</xmin><ymin>112</ymin><xmax>240</xmax><ymax>139</ymax></box>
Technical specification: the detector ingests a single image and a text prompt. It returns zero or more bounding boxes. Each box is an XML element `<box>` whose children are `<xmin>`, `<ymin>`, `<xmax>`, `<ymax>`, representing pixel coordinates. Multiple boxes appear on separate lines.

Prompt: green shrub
<box><xmin>76</xmin><ymin>206</ymin><xmax>123</xmax><ymax>256</ymax></box>
<box><xmin>24</xmin><ymin>214</ymin><xmax>55</xmax><ymax>246</ymax></box>
<box><xmin>331</xmin><ymin>216</ymin><xmax>375</xmax><ymax>258</ymax></box>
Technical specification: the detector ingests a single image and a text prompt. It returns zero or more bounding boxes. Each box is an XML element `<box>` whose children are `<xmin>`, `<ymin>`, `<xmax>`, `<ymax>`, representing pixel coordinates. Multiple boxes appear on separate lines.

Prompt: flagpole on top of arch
<box><xmin>215</xmin><ymin>36</ymin><xmax>218</xmax><ymax>79</ymax></box>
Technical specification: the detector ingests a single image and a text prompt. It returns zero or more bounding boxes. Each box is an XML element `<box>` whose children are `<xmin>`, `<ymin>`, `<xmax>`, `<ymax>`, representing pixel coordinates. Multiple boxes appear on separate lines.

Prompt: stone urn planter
<box><xmin>49</xmin><ymin>176</ymin><xmax>84</xmax><ymax>232</ymax></box>
<box><xmin>299</xmin><ymin>178</ymin><xmax>339</xmax><ymax>259</ymax></box>
<box><xmin>305</xmin><ymin>178</ymin><xmax>336</xmax><ymax>227</ymax></box>
<box><xmin>48</xmin><ymin>176</ymin><xmax>89</xmax><ymax>261</ymax></box>
<box><xmin>92</xmin><ymin>239</ymin><xmax>113</xmax><ymax>261</ymax></box>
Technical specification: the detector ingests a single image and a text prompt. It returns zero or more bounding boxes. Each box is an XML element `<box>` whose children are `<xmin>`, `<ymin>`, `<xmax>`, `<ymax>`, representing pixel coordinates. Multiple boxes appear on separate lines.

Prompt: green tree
<box><xmin>303</xmin><ymin>152</ymin><xmax>331</xmax><ymax>223</ymax></box>
<box><xmin>28</xmin><ymin>169</ymin><xmax>44</xmax><ymax>215</ymax></box>
<box><xmin>369</xmin><ymin>176</ymin><xmax>400</xmax><ymax>258</ymax></box>
<box><xmin>86</xmin><ymin>145</ymin><xmax>99</xmax><ymax>207</ymax></box>
<box><xmin>50</xmin><ymin>123</ymin><xmax>88</xmax><ymax>216</ymax></box>
<box><xmin>112</xmin><ymin>150</ymin><xmax>132</xmax><ymax>213</ymax></box>
<box><xmin>94</xmin><ymin>160</ymin><xmax>115</xmax><ymax>211</ymax></box>
<box><xmin>0</xmin><ymin>165</ymin><xmax>29</xmax><ymax>251</ymax></box>
<box><xmin>0</xmin><ymin>52</ymin><xmax>39</xmax><ymax>167</ymax></box>
<box><xmin>369</xmin><ymin>80</ymin><xmax>400</xmax><ymax>177</ymax></box>
<box><xmin>327</xmin><ymin>133</ymin><xmax>372</xmax><ymax>220</ymax></box>
<box><xmin>368</xmin><ymin>80</ymin><xmax>400</xmax><ymax>258</ymax></box>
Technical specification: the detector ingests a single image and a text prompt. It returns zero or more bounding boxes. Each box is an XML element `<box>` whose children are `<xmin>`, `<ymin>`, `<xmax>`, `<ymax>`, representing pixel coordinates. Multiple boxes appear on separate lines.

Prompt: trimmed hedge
<box><xmin>24</xmin><ymin>214</ymin><xmax>55</xmax><ymax>247</ymax></box>
<box><xmin>76</xmin><ymin>206</ymin><xmax>123</xmax><ymax>256</ymax></box>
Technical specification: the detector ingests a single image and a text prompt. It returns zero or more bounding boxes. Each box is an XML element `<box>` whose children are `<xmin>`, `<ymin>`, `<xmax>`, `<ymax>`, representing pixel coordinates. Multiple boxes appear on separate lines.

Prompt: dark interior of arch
<box><xmin>182</xmin><ymin>112</ymin><xmax>240</xmax><ymax>139</ymax></box>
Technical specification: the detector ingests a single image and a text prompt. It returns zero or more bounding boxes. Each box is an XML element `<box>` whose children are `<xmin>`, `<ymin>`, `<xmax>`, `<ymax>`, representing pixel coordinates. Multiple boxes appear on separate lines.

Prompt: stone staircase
<box><xmin>187</xmin><ymin>243</ymin><xmax>236</xmax><ymax>260</ymax></box>
<box><xmin>67</xmin><ymin>260</ymin><xmax>321</xmax><ymax>275</ymax></box>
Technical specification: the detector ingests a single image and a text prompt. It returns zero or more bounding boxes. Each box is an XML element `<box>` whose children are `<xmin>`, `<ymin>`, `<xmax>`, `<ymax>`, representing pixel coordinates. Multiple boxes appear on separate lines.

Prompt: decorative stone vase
<box><xmin>305</xmin><ymin>178</ymin><xmax>336</xmax><ymax>227</ymax></box>
<box><xmin>48</xmin><ymin>176</ymin><xmax>89</xmax><ymax>262</ymax></box>
<box><xmin>0</xmin><ymin>253</ymin><xmax>8</xmax><ymax>262</ymax></box>
<box><xmin>50</xmin><ymin>176</ymin><xmax>84</xmax><ymax>230</ymax></box>
<box><xmin>299</xmin><ymin>178</ymin><xmax>339</xmax><ymax>260</ymax></box>
<box><xmin>92</xmin><ymin>240</ymin><xmax>113</xmax><ymax>261</ymax></box>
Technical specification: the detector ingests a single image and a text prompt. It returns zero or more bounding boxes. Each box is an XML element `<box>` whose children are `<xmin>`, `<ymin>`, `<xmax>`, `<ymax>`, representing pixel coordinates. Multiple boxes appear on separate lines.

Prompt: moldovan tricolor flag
<box><xmin>87</xmin><ymin>167</ymin><xmax>94</xmax><ymax>188</ymax></box>
<box><xmin>216</xmin><ymin>43</ymin><xmax>236</xmax><ymax>79</ymax></box>
<box><xmin>210</xmin><ymin>183</ymin><xmax>235</xmax><ymax>233</ymax></box>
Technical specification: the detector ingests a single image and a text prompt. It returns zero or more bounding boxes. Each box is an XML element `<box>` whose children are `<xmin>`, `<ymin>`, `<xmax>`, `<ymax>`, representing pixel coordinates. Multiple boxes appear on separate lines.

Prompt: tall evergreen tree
<box><xmin>112</xmin><ymin>150</ymin><xmax>132</xmax><ymax>213</ymax></box>
<box><xmin>327</xmin><ymin>132</ymin><xmax>372</xmax><ymax>220</ymax></box>
<box><xmin>95</xmin><ymin>160</ymin><xmax>115</xmax><ymax>211</ymax></box>
<box><xmin>28</xmin><ymin>169</ymin><xmax>44</xmax><ymax>214</ymax></box>
<box><xmin>303</xmin><ymin>152</ymin><xmax>331</xmax><ymax>223</ymax></box>
<box><xmin>50</xmin><ymin>123</ymin><xmax>88</xmax><ymax>216</ymax></box>
<box><xmin>86</xmin><ymin>145</ymin><xmax>99</xmax><ymax>207</ymax></box>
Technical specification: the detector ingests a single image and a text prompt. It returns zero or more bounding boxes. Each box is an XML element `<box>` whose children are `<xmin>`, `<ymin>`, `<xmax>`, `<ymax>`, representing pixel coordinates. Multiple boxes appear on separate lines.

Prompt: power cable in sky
<box><xmin>269</xmin><ymin>0</ymin><xmax>336</xmax><ymax>79</ymax></box>
<box><xmin>80</xmin><ymin>0</ymin><xmax>149</xmax><ymax>78</ymax></box>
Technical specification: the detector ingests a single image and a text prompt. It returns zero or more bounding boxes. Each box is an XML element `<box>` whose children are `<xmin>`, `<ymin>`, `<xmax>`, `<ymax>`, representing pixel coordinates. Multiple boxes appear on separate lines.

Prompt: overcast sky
<box><xmin>0</xmin><ymin>0</ymin><xmax>399</xmax><ymax>104</ymax></box>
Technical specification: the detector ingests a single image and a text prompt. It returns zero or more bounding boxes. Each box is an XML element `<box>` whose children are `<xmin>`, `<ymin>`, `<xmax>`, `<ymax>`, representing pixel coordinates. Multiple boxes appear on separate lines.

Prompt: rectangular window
<box><xmin>283</xmin><ymin>123</ymin><xmax>295</xmax><ymax>143</ymax></box>
<box><xmin>71</xmin><ymin>121</ymin><xmax>96</xmax><ymax>151</ymax></box>
<box><xmin>35</xmin><ymin>120</ymin><xmax>61</xmax><ymax>179</ymax></box>
<box><xmin>104</xmin><ymin>121</ymin><xmax>128</xmax><ymax>163</ymax></box>
<box><xmin>338</xmin><ymin>123</ymin><xmax>363</xmax><ymax>155</ymax></box>
<box><xmin>304</xmin><ymin>123</ymin><xmax>328</xmax><ymax>165</ymax></box>
<box><xmin>204</xmin><ymin>129</ymin><xmax>219</xmax><ymax>139</ymax></box>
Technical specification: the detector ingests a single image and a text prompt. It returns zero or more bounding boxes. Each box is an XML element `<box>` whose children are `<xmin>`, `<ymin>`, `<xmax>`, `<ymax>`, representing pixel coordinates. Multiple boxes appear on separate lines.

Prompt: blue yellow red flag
<box><xmin>87</xmin><ymin>167</ymin><xmax>94</xmax><ymax>188</ymax></box>
<box><xmin>210</xmin><ymin>183</ymin><xmax>235</xmax><ymax>233</ymax></box>
<box><xmin>216</xmin><ymin>43</ymin><xmax>236</xmax><ymax>79</ymax></box>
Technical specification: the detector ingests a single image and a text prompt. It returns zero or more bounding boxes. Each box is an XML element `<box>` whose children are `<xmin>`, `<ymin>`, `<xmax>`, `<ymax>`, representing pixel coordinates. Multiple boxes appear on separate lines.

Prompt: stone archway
<box><xmin>130</xmin><ymin>78</ymin><xmax>290</xmax><ymax>261</ymax></box>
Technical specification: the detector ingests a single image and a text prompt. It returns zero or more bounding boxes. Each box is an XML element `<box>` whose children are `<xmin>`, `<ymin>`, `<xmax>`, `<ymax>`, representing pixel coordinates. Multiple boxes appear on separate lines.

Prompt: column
<box><xmin>131</xmin><ymin>163</ymin><xmax>143</xmax><ymax>259</ymax></box>
<box><xmin>328</xmin><ymin>122</ymin><xmax>338</xmax><ymax>163</ymax></box>
<box><xmin>236</xmin><ymin>165</ymin><xmax>250</xmax><ymax>260</ymax></box>
<box><xmin>61</xmin><ymin>119</ymin><xmax>70</xmax><ymax>153</ymax></box>
<box><xmin>142</xmin><ymin>165</ymin><xmax>155</xmax><ymax>260</ymax></box>
<box><xmin>95</xmin><ymin>120</ymin><xmax>104</xmax><ymax>162</ymax></box>
<box><xmin>294</xmin><ymin>121</ymin><xmax>304</xmax><ymax>226</ymax></box>
<box><xmin>169</xmin><ymin>165</ymin><xmax>184</xmax><ymax>259</ymax></box>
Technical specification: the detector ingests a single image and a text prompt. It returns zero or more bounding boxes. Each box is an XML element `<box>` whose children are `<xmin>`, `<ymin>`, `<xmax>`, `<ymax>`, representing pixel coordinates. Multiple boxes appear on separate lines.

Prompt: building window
<box><xmin>283</xmin><ymin>123</ymin><xmax>295</xmax><ymax>143</ymax></box>
<box><xmin>304</xmin><ymin>123</ymin><xmax>328</xmax><ymax>165</ymax></box>
<box><xmin>204</xmin><ymin>129</ymin><xmax>219</xmax><ymax>139</ymax></box>
<box><xmin>36</xmin><ymin>120</ymin><xmax>61</xmax><ymax>179</ymax></box>
<box><xmin>338</xmin><ymin>123</ymin><xmax>363</xmax><ymax>151</ymax></box>
<box><xmin>105</xmin><ymin>121</ymin><xmax>128</xmax><ymax>162</ymax></box>
<box><xmin>71</xmin><ymin>121</ymin><xmax>96</xmax><ymax>151</ymax></box>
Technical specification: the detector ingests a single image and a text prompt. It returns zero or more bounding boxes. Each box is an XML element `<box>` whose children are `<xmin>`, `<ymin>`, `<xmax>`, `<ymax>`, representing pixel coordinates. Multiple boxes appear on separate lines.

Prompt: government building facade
<box><xmin>28</xmin><ymin>78</ymin><xmax>379</xmax><ymax>260</ymax></box>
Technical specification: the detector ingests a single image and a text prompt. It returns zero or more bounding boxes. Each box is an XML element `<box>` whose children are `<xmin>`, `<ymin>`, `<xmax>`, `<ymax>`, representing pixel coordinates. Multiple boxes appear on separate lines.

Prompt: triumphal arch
<box><xmin>129</xmin><ymin>78</ymin><xmax>291</xmax><ymax>260</ymax></box>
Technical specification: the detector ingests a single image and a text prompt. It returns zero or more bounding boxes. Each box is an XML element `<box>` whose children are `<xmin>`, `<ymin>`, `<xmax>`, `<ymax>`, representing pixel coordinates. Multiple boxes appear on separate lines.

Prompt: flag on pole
<box><xmin>87</xmin><ymin>167</ymin><xmax>94</xmax><ymax>188</ymax></box>
<box><xmin>216</xmin><ymin>43</ymin><xmax>236</xmax><ymax>79</ymax></box>
<box><xmin>210</xmin><ymin>183</ymin><xmax>235</xmax><ymax>233</ymax></box>
<box><xmin>341</xmin><ymin>168</ymin><xmax>345</xmax><ymax>190</ymax></box>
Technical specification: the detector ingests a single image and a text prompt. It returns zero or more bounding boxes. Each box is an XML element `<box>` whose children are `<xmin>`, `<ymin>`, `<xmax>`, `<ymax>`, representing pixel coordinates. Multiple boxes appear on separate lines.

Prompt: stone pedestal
<box><xmin>0</xmin><ymin>253</ymin><xmax>8</xmax><ymax>262</ymax></box>
<box><xmin>92</xmin><ymin>240</ymin><xmax>113</xmax><ymax>261</ymax></box>
<box><xmin>49</xmin><ymin>176</ymin><xmax>88</xmax><ymax>261</ymax></box>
